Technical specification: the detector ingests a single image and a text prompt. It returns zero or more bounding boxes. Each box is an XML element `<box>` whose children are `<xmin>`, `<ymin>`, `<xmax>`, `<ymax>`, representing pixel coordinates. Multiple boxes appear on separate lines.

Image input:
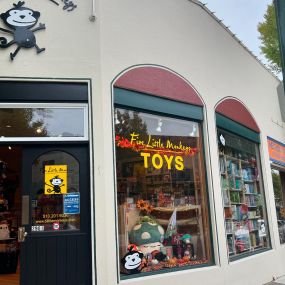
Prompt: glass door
<box><xmin>20</xmin><ymin>145</ymin><xmax>91</xmax><ymax>285</ymax></box>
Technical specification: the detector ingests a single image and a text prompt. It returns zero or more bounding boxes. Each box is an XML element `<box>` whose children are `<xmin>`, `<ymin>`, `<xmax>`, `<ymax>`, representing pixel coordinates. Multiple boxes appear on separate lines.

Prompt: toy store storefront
<box><xmin>113</xmin><ymin>67</ymin><xmax>272</xmax><ymax>280</ymax></box>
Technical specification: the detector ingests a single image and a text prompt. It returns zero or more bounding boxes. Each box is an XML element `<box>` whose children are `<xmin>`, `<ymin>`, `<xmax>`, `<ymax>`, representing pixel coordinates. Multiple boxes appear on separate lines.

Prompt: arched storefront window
<box><xmin>113</xmin><ymin>66</ymin><xmax>213</xmax><ymax>278</ymax></box>
<box><xmin>216</xmin><ymin>98</ymin><xmax>270</xmax><ymax>261</ymax></box>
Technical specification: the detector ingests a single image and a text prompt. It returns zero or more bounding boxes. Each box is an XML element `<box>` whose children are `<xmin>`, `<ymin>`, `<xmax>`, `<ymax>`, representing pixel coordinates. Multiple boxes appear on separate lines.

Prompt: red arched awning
<box><xmin>216</xmin><ymin>98</ymin><xmax>260</xmax><ymax>133</ymax></box>
<box><xmin>114</xmin><ymin>66</ymin><xmax>203</xmax><ymax>106</ymax></box>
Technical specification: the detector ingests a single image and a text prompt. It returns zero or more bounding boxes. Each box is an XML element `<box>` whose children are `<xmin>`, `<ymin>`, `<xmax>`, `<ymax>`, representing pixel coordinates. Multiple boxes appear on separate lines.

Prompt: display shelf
<box><xmin>219</xmin><ymin>150</ymin><xmax>264</xmax><ymax>258</ymax></box>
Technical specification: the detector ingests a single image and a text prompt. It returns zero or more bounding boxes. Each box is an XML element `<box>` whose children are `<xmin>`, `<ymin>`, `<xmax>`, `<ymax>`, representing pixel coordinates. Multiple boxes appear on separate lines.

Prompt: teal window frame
<box><xmin>216</xmin><ymin>113</ymin><xmax>260</xmax><ymax>143</ymax></box>
<box><xmin>114</xmin><ymin>87</ymin><xmax>203</xmax><ymax>120</ymax></box>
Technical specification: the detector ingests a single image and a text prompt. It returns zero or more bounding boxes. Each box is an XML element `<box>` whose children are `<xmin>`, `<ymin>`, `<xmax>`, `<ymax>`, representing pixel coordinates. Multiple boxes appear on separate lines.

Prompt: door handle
<box><xmin>18</xmin><ymin>227</ymin><xmax>28</xmax><ymax>242</ymax></box>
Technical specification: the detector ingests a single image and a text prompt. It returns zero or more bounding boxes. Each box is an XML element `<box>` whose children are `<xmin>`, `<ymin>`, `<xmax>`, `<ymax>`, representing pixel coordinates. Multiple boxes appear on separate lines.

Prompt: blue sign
<box><xmin>64</xmin><ymin>192</ymin><xmax>80</xmax><ymax>214</ymax></box>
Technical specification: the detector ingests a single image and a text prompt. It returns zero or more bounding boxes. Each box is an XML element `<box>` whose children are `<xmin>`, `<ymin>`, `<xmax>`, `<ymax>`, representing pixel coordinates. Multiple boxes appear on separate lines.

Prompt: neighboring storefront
<box><xmin>267</xmin><ymin>137</ymin><xmax>285</xmax><ymax>244</ymax></box>
<box><xmin>0</xmin><ymin>0</ymin><xmax>285</xmax><ymax>285</ymax></box>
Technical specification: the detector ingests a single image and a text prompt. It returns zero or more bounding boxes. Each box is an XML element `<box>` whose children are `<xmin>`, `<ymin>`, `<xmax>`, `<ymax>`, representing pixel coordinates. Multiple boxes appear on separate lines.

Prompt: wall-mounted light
<box><xmin>156</xmin><ymin>119</ymin><xmax>163</xmax><ymax>132</ymax></box>
<box><xmin>189</xmin><ymin>124</ymin><xmax>197</xmax><ymax>137</ymax></box>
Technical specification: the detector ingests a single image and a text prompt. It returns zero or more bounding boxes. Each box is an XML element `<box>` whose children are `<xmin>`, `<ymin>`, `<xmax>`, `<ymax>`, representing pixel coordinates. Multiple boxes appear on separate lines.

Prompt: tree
<box><xmin>0</xmin><ymin>108</ymin><xmax>48</xmax><ymax>137</ymax></box>
<box><xmin>258</xmin><ymin>3</ymin><xmax>282</xmax><ymax>74</ymax></box>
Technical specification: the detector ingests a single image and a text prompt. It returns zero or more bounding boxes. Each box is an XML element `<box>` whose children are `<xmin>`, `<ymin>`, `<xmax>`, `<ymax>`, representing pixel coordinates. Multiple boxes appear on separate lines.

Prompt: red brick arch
<box><xmin>215</xmin><ymin>98</ymin><xmax>260</xmax><ymax>133</ymax></box>
<box><xmin>113</xmin><ymin>66</ymin><xmax>204</xmax><ymax>106</ymax></box>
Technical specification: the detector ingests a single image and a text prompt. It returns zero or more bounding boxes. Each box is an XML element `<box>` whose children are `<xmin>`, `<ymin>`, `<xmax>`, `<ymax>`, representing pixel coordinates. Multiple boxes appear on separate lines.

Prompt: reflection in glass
<box><xmin>31</xmin><ymin>151</ymin><xmax>80</xmax><ymax>232</ymax></box>
<box><xmin>0</xmin><ymin>108</ymin><xmax>85</xmax><ymax>137</ymax></box>
<box><xmin>115</xmin><ymin>108</ymin><xmax>212</xmax><ymax>276</ymax></box>
<box><xmin>271</xmin><ymin>169</ymin><xmax>285</xmax><ymax>244</ymax></box>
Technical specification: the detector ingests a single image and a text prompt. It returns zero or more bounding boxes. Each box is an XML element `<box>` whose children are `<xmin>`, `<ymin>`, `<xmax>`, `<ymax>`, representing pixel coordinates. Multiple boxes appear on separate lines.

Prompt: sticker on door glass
<box><xmin>44</xmin><ymin>165</ymin><xmax>67</xmax><ymax>194</ymax></box>
<box><xmin>31</xmin><ymin>225</ymin><xmax>45</xmax><ymax>232</ymax></box>
<box><xmin>64</xmin><ymin>192</ymin><xmax>80</xmax><ymax>214</ymax></box>
<box><xmin>53</xmin><ymin>222</ymin><xmax>60</xmax><ymax>230</ymax></box>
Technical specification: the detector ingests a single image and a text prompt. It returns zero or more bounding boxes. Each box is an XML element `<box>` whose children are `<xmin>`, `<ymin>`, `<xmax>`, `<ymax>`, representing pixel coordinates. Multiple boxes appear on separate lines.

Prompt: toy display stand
<box><xmin>0</xmin><ymin>238</ymin><xmax>18</xmax><ymax>274</ymax></box>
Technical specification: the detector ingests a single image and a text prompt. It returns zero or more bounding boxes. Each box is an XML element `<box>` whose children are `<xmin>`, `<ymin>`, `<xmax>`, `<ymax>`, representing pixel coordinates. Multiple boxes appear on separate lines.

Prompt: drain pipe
<box><xmin>89</xmin><ymin>0</ymin><xmax>96</xmax><ymax>21</ymax></box>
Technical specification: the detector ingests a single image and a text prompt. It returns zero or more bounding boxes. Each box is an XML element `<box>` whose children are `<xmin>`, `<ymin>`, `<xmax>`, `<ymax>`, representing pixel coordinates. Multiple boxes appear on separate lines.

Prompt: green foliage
<box><xmin>258</xmin><ymin>3</ymin><xmax>282</xmax><ymax>73</ymax></box>
<box><xmin>272</xmin><ymin>170</ymin><xmax>282</xmax><ymax>202</ymax></box>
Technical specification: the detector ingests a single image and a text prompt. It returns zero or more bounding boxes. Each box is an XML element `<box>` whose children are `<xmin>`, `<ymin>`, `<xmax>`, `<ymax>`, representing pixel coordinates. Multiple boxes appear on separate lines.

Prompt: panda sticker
<box><xmin>121</xmin><ymin>246</ymin><xmax>144</xmax><ymax>274</ymax></box>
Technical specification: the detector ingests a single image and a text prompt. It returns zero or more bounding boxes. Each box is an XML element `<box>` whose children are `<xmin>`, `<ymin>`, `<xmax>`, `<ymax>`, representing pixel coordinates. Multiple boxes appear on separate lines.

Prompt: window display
<box><xmin>217</xmin><ymin>129</ymin><xmax>270</xmax><ymax>259</ymax></box>
<box><xmin>115</xmin><ymin>108</ymin><xmax>212</xmax><ymax>277</ymax></box>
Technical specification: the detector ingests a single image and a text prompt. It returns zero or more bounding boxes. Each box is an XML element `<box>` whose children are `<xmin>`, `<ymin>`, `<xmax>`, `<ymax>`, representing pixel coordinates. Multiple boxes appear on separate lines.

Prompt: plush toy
<box><xmin>0</xmin><ymin>221</ymin><xmax>9</xmax><ymax>239</ymax></box>
<box><xmin>121</xmin><ymin>246</ymin><xmax>144</xmax><ymax>274</ymax></box>
<box><xmin>180</xmin><ymin>234</ymin><xmax>195</xmax><ymax>258</ymax></box>
<box><xmin>129</xmin><ymin>218</ymin><xmax>165</xmax><ymax>256</ymax></box>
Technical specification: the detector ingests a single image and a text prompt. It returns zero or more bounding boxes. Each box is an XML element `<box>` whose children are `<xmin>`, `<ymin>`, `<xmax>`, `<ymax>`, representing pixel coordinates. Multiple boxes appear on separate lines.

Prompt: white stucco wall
<box><xmin>1</xmin><ymin>0</ymin><xmax>285</xmax><ymax>284</ymax></box>
<box><xmin>98</xmin><ymin>0</ymin><xmax>285</xmax><ymax>284</ymax></box>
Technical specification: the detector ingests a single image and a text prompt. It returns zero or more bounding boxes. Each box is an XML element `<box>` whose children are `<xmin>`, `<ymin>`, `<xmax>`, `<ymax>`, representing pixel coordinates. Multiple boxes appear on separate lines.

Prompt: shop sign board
<box><xmin>267</xmin><ymin>137</ymin><xmax>285</xmax><ymax>167</ymax></box>
<box><xmin>44</xmin><ymin>165</ymin><xmax>67</xmax><ymax>194</ymax></box>
<box><xmin>64</xmin><ymin>192</ymin><xmax>80</xmax><ymax>214</ymax></box>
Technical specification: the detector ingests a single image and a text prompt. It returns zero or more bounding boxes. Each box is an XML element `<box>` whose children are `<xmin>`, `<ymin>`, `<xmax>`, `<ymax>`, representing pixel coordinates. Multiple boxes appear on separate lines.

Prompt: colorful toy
<box><xmin>129</xmin><ymin>218</ymin><xmax>165</xmax><ymax>256</ymax></box>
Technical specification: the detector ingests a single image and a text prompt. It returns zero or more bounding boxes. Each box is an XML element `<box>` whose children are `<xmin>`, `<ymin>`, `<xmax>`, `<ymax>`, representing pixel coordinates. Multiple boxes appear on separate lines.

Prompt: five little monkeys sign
<box><xmin>0</xmin><ymin>0</ymin><xmax>77</xmax><ymax>60</ymax></box>
<box><xmin>116</xmin><ymin>132</ymin><xmax>198</xmax><ymax>171</ymax></box>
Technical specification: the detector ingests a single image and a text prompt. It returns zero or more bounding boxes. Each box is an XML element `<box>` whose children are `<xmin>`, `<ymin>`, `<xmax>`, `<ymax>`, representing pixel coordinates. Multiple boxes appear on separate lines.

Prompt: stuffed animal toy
<box><xmin>180</xmin><ymin>234</ymin><xmax>195</xmax><ymax>258</ymax></box>
<box><xmin>0</xmin><ymin>221</ymin><xmax>9</xmax><ymax>239</ymax></box>
<box><xmin>129</xmin><ymin>219</ymin><xmax>165</xmax><ymax>256</ymax></box>
<box><xmin>121</xmin><ymin>246</ymin><xmax>144</xmax><ymax>274</ymax></box>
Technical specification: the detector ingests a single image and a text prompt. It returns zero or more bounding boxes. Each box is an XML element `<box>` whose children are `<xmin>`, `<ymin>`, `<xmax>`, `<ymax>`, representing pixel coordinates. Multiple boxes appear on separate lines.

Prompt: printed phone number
<box><xmin>42</xmin><ymin>214</ymin><xmax>68</xmax><ymax>219</ymax></box>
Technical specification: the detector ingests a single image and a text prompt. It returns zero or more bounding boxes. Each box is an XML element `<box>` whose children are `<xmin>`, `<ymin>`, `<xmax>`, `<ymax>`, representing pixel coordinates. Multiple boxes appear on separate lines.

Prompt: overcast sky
<box><xmin>205</xmin><ymin>0</ymin><xmax>273</xmax><ymax>65</ymax></box>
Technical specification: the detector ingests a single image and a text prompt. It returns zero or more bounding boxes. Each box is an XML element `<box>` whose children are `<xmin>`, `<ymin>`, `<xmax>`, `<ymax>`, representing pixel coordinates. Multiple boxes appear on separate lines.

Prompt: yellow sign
<box><xmin>44</xmin><ymin>165</ymin><xmax>67</xmax><ymax>194</ymax></box>
<box><xmin>140</xmin><ymin>152</ymin><xmax>184</xmax><ymax>171</ymax></box>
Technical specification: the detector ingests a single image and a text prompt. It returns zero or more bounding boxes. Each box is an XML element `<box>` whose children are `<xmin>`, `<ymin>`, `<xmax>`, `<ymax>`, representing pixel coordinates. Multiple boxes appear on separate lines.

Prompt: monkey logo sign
<box><xmin>44</xmin><ymin>165</ymin><xmax>67</xmax><ymax>195</ymax></box>
<box><xmin>0</xmin><ymin>1</ymin><xmax>46</xmax><ymax>60</ymax></box>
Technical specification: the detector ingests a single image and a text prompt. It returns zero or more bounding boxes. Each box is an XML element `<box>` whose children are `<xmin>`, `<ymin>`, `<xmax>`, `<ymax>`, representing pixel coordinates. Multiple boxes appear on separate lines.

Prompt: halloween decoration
<box><xmin>121</xmin><ymin>246</ymin><xmax>144</xmax><ymax>274</ymax></box>
<box><xmin>0</xmin><ymin>1</ymin><xmax>46</xmax><ymax>60</ymax></box>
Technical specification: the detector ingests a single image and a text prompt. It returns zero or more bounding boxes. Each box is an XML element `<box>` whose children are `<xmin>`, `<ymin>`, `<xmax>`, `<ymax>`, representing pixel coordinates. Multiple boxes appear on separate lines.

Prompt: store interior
<box><xmin>0</xmin><ymin>146</ymin><xmax>21</xmax><ymax>285</ymax></box>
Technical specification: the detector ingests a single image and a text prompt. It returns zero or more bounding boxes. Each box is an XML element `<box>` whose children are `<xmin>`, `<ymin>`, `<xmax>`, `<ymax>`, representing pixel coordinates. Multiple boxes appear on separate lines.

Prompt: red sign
<box><xmin>53</xmin><ymin>222</ymin><xmax>60</xmax><ymax>230</ymax></box>
<box><xmin>267</xmin><ymin>137</ymin><xmax>285</xmax><ymax>166</ymax></box>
